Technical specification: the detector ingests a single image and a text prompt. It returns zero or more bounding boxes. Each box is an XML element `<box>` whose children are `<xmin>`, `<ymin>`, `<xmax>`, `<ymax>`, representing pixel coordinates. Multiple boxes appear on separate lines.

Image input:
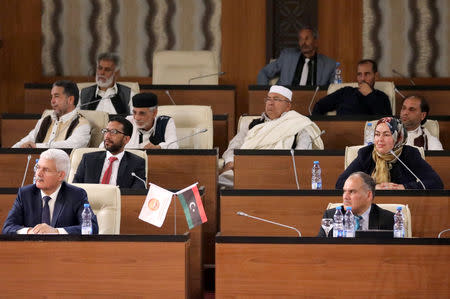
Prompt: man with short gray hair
<box><xmin>2</xmin><ymin>149</ymin><xmax>98</xmax><ymax>234</ymax></box>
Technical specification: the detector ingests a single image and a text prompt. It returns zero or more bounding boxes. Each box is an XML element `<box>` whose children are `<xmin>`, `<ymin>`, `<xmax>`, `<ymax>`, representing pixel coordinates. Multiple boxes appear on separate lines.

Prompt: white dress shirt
<box><xmin>94</xmin><ymin>83</ymin><xmax>135</xmax><ymax>115</ymax></box>
<box><xmin>125</xmin><ymin>115</ymin><xmax>179</xmax><ymax>149</ymax></box>
<box><xmin>99</xmin><ymin>151</ymin><xmax>125</xmax><ymax>186</ymax></box>
<box><xmin>405</xmin><ymin>126</ymin><xmax>443</xmax><ymax>150</ymax></box>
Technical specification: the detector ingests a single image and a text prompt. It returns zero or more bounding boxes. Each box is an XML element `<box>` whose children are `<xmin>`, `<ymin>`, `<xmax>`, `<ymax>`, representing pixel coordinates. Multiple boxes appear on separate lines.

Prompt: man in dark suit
<box><xmin>73</xmin><ymin>116</ymin><xmax>146</xmax><ymax>189</ymax></box>
<box><xmin>318</xmin><ymin>172</ymin><xmax>394</xmax><ymax>237</ymax></box>
<box><xmin>257</xmin><ymin>25</ymin><xmax>336</xmax><ymax>86</ymax></box>
<box><xmin>2</xmin><ymin>149</ymin><xmax>98</xmax><ymax>234</ymax></box>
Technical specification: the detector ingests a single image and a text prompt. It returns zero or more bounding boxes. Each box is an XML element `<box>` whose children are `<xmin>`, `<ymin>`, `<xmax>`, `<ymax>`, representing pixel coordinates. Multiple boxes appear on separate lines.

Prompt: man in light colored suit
<box><xmin>257</xmin><ymin>25</ymin><xmax>336</xmax><ymax>86</ymax></box>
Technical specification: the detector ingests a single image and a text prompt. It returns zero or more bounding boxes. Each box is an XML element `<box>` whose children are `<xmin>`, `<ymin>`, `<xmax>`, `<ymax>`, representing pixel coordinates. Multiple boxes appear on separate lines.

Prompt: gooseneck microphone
<box><xmin>308</xmin><ymin>130</ymin><xmax>326</xmax><ymax>149</ymax></box>
<box><xmin>188</xmin><ymin>71</ymin><xmax>225</xmax><ymax>84</ymax></box>
<box><xmin>389</xmin><ymin>150</ymin><xmax>426</xmax><ymax>189</ymax></box>
<box><xmin>392</xmin><ymin>69</ymin><xmax>416</xmax><ymax>86</ymax></box>
<box><xmin>308</xmin><ymin>86</ymin><xmax>320</xmax><ymax>115</ymax></box>
<box><xmin>290</xmin><ymin>149</ymin><xmax>300</xmax><ymax>190</ymax></box>
<box><xmin>79</xmin><ymin>97</ymin><xmax>106</xmax><ymax>108</ymax></box>
<box><xmin>131</xmin><ymin>172</ymin><xmax>148</xmax><ymax>189</ymax></box>
<box><xmin>166</xmin><ymin>128</ymin><xmax>208</xmax><ymax>147</ymax></box>
<box><xmin>165</xmin><ymin>90</ymin><xmax>176</xmax><ymax>105</ymax></box>
<box><xmin>394</xmin><ymin>88</ymin><xmax>406</xmax><ymax>99</ymax></box>
<box><xmin>21</xmin><ymin>154</ymin><xmax>32</xmax><ymax>187</ymax></box>
<box><xmin>237</xmin><ymin>211</ymin><xmax>302</xmax><ymax>237</ymax></box>
<box><xmin>438</xmin><ymin>228</ymin><xmax>450</xmax><ymax>238</ymax></box>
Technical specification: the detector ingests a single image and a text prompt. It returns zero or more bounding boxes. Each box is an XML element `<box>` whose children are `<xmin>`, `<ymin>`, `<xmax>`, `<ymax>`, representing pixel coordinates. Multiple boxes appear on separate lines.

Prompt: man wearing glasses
<box><xmin>73</xmin><ymin>116</ymin><xmax>146</xmax><ymax>189</ymax></box>
<box><xmin>219</xmin><ymin>85</ymin><xmax>324</xmax><ymax>187</ymax></box>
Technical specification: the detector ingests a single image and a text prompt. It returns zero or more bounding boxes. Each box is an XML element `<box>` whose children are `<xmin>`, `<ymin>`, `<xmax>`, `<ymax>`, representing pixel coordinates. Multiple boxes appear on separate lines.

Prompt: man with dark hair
<box><xmin>318</xmin><ymin>172</ymin><xmax>394</xmax><ymax>237</ymax></box>
<box><xmin>79</xmin><ymin>52</ymin><xmax>134</xmax><ymax>114</ymax></box>
<box><xmin>257</xmin><ymin>25</ymin><xmax>336</xmax><ymax>86</ymax></box>
<box><xmin>13</xmin><ymin>80</ymin><xmax>91</xmax><ymax>148</ymax></box>
<box><xmin>73</xmin><ymin>116</ymin><xmax>146</xmax><ymax>189</ymax></box>
<box><xmin>312</xmin><ymin>59</ymin><xmax>392</xmax><ymax>115</ymax></box>
<box><xmin>400</xmin><ymin>95</ymin><xmax>443</xmax><ymax>150</ymax></box>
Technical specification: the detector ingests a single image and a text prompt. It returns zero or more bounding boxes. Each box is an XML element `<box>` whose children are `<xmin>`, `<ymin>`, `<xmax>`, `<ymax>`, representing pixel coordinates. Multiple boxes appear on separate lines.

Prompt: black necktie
<box><xmin>41</xmin><ymin>196</ymin><xmax>51</xmax><ymax>225</ymax></box>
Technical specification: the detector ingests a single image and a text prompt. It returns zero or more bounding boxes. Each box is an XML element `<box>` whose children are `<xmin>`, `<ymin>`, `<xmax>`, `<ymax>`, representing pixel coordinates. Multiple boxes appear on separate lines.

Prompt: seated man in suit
<box><xmin>400</xmin><ymin>95</ymin><xmax>443</xmax><ymax>150</ymax></box>
<box><xmin>79</xmin><ymin>52</ymin><xmax>135</xmax><ymax>114</ymax></box>
<box><xmin>2</xmin><ymin>149</ymin><xmax>98</xmax><ymax>234</ymax></box>
<box><xmin>257</xmin><ymin>25</ymin><xmax>336</xmax><ymax>86</ymax></box>
<box><xmin>312</xmin><ymin>59</ymin><xmax>392</xmax><ymax>115</ymax></box>
<box><xmin>219</xmin><ymin>85</ymin><xmax>324</xmax><ymax>187</ymax></box>
<box><xmin>125</xmin><ymin>92</ymin><xmax>179</xmax><ymax>149</ymax></box>
<box><xmin>13</xmin><ymin>80</ymin><xmax>91</xmax><ymax>149</ymax></box>
<box><xmin>73</xmin><ymin>116</ymin><xmax>147</xmax><ymax>189</ymax></box>
<box><xmin>318</xmin><ymin>172</ymin><xmax>394</xmax><ymax>237</ymax></box>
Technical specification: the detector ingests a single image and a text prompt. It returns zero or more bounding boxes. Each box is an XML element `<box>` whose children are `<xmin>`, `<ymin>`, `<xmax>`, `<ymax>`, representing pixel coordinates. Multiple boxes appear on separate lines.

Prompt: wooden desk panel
<box><xmin>0</xmin><ymin>235</ymin><xmax>188</xmax><ymax>298</ymax></box>
<box><xmin>216</xmin><ymin>237</ymin><xmax>450</xmax><ymax>298</ymax></box>
<box><xmin>220</xmin><ymin>190</ymin><xmax>450</xmax><ymax>237</ymax></box>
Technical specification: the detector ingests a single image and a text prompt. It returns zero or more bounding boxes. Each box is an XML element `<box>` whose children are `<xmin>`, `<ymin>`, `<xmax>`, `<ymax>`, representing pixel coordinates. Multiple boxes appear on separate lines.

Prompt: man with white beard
<box><xmin>79</xmin><ymin>52</ymin><xmax>135</xmax><ymax>115</ymax></box>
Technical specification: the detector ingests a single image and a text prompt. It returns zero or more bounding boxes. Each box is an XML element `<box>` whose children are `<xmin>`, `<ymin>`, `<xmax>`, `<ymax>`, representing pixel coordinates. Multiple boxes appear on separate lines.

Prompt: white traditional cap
<box><xmin>268</xmin><ymin>85</ymin><xmax>293</xmax><ymax>101</ymax></box>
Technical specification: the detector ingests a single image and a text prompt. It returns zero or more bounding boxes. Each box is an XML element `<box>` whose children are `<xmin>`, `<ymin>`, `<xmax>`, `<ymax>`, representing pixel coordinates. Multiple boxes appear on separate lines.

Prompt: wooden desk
<box><xmin>0</xmin><ymin>235</ymin><xmax>189</xmax><ymax>298</ymax></box>
<box><xmin>396</xmin><ymin>85</ymin><xmax>450</xmax><ymax>115</ymax></box>
<box><xmin>216</xmin><ymin>236</ymin><xmax>450</xmax><ymax>298</ymax></box>
<box><xmin>234</xmin><ymin>150</ymin><xmax>450</xmax><ymax>189</ymax></box>
<box><xmin>220</xmin><ymin>189</ymin><xmax>450</xmax><ymax>238</ymax></box>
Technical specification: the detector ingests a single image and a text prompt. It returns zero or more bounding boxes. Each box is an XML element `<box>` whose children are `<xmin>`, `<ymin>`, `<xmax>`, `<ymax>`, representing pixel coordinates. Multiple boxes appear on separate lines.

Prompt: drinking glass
<box><xmin>321</xmin><ymin>218</ymin><xmax>333</xmax><ymax>238</ymax></box>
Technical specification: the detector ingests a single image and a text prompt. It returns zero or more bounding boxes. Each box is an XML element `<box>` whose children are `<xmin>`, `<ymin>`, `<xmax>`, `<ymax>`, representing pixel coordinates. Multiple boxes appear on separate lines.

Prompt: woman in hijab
<box><xmin>336</xmin><ymin>117</ymin><xmax>443</xmax><ymax>190</ymax></box>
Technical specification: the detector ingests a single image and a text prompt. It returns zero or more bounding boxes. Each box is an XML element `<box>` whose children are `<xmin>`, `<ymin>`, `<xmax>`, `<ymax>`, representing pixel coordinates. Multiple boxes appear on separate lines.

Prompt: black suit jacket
<box><xmin>73</xmin><ymin>151</ymin><xmax>146</xmax><ymax>189</ymax></box>
<box><xmin>2</xmin><ymin>182</ymin><xmax>99</xmax><ymax>234</ymax></box>
<box><xmin>317</xmin><ymin>203</ymin><xmax>394</xmax><ymax>237</ymax></box>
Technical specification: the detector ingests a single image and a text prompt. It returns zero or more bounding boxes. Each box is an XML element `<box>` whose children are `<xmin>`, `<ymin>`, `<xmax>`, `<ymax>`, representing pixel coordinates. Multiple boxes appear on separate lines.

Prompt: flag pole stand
<box><xmin>173</xmin><ymin>195</ymin><xmax>177</xmax><ymax>235</ymax></box>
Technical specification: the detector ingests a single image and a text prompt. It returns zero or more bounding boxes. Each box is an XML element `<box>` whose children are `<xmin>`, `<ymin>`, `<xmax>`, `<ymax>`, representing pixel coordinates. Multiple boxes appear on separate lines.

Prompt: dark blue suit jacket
<box><xmin>2</xmin><ymin>182</ymin><xmax>99</xmax><ymax>234</ymax></box>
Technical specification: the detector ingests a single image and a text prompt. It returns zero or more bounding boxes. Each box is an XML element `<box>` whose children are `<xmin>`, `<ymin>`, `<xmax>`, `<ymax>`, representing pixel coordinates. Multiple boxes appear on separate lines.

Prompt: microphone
<box><xmin>389</xmin><ymin>150</ymin><xmax>426</xmax><ymax>189</ymax></box>
<box><xmin>79</xmin><ymin>97</ymin><xmax>106</xmax><ymax>108</ymax></box>
<box><xmin>308</xmin><ymin>86</ymin><xmax>320</xmax><ymax>115</ymax></box>
<box><xmin>21</xmin><ymin>155</ymin><xmax>32</xmax><ymax>187</ymax></box>
<box><xmin>237</xmin><ymin>211</ymin><xmax>301</xmax><ymax>237</ymax></box>
<box><xmin>392</xmin><ymin>69</ymin><xmax>416</xmax><ymax>86</ymax></box>
<box><xmin>394</xmin><ymin>88</ymin><xmax>406</xmax><ymax>99</ymax></box>
<box><xmin>131</xmin><ymin>172</ymin><xmax>148</xmax><ymax>189</ymax></box>
<box><xmin>165</xmin><ymin>90</ymin><xmax>176</xmax><ymax>105</ymax></box>
<box><xmin>308</xmin><ymin>130</ymin><xmax>326</xmax><ymax>148</ymax></box>
<box><xmin>438</xmin><ymin>228</ymin><xmax>450</xmax><ymax>238</ymax></box>
<box><xmin>290</xmin><ymin>149</ymin><xmax>300</xmax><ymax>190</ymax></box>
<box><xmin>188</xmin><ymin>71</ymin><xmax>225</xmax><ymax>84</ymax></box>
<box><xmin>167</xmin><ymin>128</ymin><xmax>207</xmax><ymax>147</ymax></box>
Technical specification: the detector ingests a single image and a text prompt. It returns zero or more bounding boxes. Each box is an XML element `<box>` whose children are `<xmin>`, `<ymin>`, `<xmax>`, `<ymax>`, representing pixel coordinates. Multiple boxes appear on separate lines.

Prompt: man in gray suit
<box><xmin>257</xmin><ymin>25</ymin><xmax>336</xmax><ymax>86</ymax></box>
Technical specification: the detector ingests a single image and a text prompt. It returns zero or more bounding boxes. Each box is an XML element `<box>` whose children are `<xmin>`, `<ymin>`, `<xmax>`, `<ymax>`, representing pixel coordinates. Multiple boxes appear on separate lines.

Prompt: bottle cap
<box><xmin>346</xmin><ymin>206</ymin><xmax>352</xmax><ymax>210</ymax></box>
<box><xmin>313</xmin><ymin>161</ymin><xmax>319</xmax><ymax>164</ymax></box>
<box><xmin>336</xmin><ymin>206</ymin><xmax>342</xmax><ymax>210</ymax></box>
<box><xmin>397</xmin><ymin>206</ymin><xmax>402</xmax><ymax>210</ymax></box>
<box><xmin>84</xmin><ymin>203</ymin><xmax>90</xmax><ymax>208</ymax></box>
<box><xmin>367</xmin><ymin>123</ymin><xmax>372</xmax><ymax>127</ymax></box>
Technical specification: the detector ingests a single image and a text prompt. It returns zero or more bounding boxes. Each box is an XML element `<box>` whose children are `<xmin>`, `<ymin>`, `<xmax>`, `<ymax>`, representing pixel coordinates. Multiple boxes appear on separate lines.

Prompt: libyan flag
<box><xmin>176</xmin><ymin>183</ymin><xmax>207</xmax><ymax>229</ymax></box>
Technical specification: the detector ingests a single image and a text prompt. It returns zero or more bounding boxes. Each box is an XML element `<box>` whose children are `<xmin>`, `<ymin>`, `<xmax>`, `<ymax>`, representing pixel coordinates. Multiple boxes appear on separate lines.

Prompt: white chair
<box><xmin>72</xmin><ymin>183</ymin><xmax>121</xmax><ymax>234</ymax></box>
<box><xmin>364</xmin><ymin>119</ymin><xmax>440</xmax><ymax>140</ymax></box>
<box><xmin>158</xmin><ymin>105</ymin><xmax>213</xmax><ymax>149</ymax></box>
<box><xmin>68</xmin><ymin>148</ymin><xmax>148</xmax><ymax>183</ymax></box>
<box><xmin>344</xmin><ymin>145</ymin><xmax>425</xmax><ymax>169</ymax></box>
<box><xmin>327</xmin><ymin>81</ymin><xmax>396</xmax><ymax>114</ymax></box>
<box><xmin>326</xmin><ymin>202</ymin><xmax>412</xmax><ymax>237</ymax></box>
<box><xmin>152</xmin><ymin>51</ymin><xmax>219</xmax><ymax>85</ymax></box>
<box><xmin>76</xmin><ymin>82</ymin><xmax>140</xmax><ymax>95</ymax></box>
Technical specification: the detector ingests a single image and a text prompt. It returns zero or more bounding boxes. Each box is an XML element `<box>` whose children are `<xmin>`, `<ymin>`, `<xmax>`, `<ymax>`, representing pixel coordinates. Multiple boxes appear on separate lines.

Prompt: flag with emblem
<box><xmin>176</xmin><ymin>183</ymin><xmax>207</xmax><ymax>229</ymax></box>
<box><xmin>138</xmin><ymin>183</ymin><xmax>173</xmax><ymax>227</ymax></box>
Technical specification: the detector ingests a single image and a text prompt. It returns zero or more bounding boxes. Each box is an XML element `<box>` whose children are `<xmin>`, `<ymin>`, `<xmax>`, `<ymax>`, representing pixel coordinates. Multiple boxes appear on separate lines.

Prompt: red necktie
<box><xmin>101</xmin><ymin>156</ymin><xmax>118</xmax><ymax>184</ymax></box>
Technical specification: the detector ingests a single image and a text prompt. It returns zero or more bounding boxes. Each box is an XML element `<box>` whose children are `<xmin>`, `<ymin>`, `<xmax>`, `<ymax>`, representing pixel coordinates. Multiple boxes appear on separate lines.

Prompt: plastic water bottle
<box><xmin>333</xmin><ymin>62</ymin><xmax>342</xmax><ymax>84</ymax></box>
<box><xmin>333</xmin><ymin>206</ymin><xmax>344</xmax><ymax>237</ymax></box>
<box><xmin>33</xmin><ymin>159</ymin><xmax>39</xmax><ymax>184</ymax></box>
<box><xmin>312</xmin><ymin>161</ymin><xmax>322</xmax><ymax>190</ymax></box>
<box><xmin>81</xmin><ymin>203</ymin><xmax>93</xmax><ymax>235</ymax></box>
<box><xmin>344</xmin><ymin>207</ymin><xmax>355</xmax><ymax>237</ymax></box>
<box><xmin>364</xmin><ymin>123</ymin><xmax>374</xmax><ymax>145</ymax></box>
<box><xmin>393</xmin><ymin>206</ymin><xmax>405</xmax><ymax>238</ymax></box>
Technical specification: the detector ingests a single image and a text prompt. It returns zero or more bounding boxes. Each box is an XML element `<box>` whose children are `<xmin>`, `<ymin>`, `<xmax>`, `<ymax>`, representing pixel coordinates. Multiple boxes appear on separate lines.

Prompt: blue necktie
<box><xmin>355</xmin><ymin>215</ymin><xmax>363</xmax><ymax>230</ymax></box>
<box><xmin>41</xmin><ymin>196</ymin><xmax>51</xmax><ymax>225</ymax></box>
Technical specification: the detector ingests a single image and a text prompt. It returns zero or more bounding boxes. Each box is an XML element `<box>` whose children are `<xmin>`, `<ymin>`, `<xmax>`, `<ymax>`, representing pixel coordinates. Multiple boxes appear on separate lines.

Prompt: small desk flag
<box><xmin>176</xmin><ymin>183</ymin><xmax>207</xmax><ymax>229</ymax></box>
<box><xmin>139</xmin><ymin>183</ymin><xmax>173</xmax><ymax>227</ymax></box>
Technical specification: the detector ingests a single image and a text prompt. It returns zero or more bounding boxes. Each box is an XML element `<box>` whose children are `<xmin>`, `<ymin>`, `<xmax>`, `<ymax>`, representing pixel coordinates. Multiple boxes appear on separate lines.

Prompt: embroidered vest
<box><xmin>80</xmin><ymin>83</ymin><xmax>131</xmax><ymax>114</ymax></box>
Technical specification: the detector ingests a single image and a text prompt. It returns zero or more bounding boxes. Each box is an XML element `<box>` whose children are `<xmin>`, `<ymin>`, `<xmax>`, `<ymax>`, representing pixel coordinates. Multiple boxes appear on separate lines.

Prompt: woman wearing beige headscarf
<box><xmin>336</xmin><ymin>117</ymin><xmax>443</xmax><ymax>190</ymax></box>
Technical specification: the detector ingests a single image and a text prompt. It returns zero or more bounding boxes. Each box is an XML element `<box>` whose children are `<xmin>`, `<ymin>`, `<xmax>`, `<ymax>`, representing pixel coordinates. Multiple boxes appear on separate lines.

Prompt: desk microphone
<box><xmin>21</xmin><ymin>154</ymin><xmax>32</xmax><ymax>187</ymax></box>
<box><xmin>79</xmin><ymin>97</ymin><xmax>106</xmax><ymax>108</ymax></box>
<box><xmin>392</xmin><ymin>69</ymin><xmax>416</xmax><ymax>86</ymax></box>
<box><xmin>167</xmin><ymin>128</ymin><xmax>207</xmax><ymax>147</ymax></box>
<box><xmin>389</xmin><ymin>150</ymin><xmax>426</xmax><ymax>189</ymax></box>
<box><xmin>237</xmin><ymin>211</ymin><xmax>302</xmax><ymax>237</ymax></box>
<box><xmin>308</xmin><ymin>86</ymin><xmax>320</xmax><ymax>115</ymax></box>
<box><xmin>131</xmin><ymin>172</ymin><xmax>148</xmax><ymax>189</ymax></box>
<box><xmin>188</xmin><ymin>71</ymin><xmax>225</xmax><ymax>84</ymax></box>
<box><xmin>165</xmin><ymin>90</ymin><xmax>176</xmax><ymax>105</ymax></box>
<box><xmin>308</xmin><ymin>130</ymin><xmax>325</xmax><ymax>148</ymax></box>
<box><xmin>394</xmin><ymin>88</ymin><xmax>406</xmax><ymax>99</ymax></box>
<box><xmin>438</xmin><ymin>228</ymin><xmax>450</xmax><ymax>238</ymax></box>
<box><xmin>290</xmin><ymin>149</ymin><xmax>300</xmax><ymax>190</ymax></box>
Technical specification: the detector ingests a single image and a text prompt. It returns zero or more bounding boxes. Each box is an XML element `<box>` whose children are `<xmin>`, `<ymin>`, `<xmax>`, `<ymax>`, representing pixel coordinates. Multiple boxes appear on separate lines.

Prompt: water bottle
<box><xmin>33</xmin><ymin>159</ymin><xmax>39</xmax><ymax>184</ymax></box>
<box><xmin>333</xmin><ymin>206</ymin><xmax>344</xmax><ymax>237</ymax></box>
<box><xmin>393</xmin><ymin>206</ymin><xmax>405</xmax><ymax>238</ymax></box>
<box><xmin>312</xmin><ymin>161</ymin><xmax>322</xmax><ymax>190</ymax></box>
<box><xmin>81</xmin><ymin>203</ymin><xmax>93</xmax><ymax>235</ymax></box>
<box><xmin>333</xmin><ymin>62</ymin><xmax>342</xmax><ymax>84</ymax></box>
<box><xmin>364</xmin><ymin>123</ymin><xmax>374</xmax><ymax>145</ymax></box>
<box><xmin>344</xmin><ymin>207</ymin><xmax>355</xmax><ymax>237</ymax></box>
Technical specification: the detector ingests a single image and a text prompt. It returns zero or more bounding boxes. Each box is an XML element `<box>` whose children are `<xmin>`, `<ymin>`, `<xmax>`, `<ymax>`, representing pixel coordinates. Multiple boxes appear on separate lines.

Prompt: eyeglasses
<box><xmin>264</xmin><ymin>97</ymin><xmax>290</xmax><ymax>104</ymax></box>
<box><xmin>101</xmin><ymin>128</ymin><xmax>125</xmax><ymax>135</ymax></box>
<box><xmin>34</xmin><ymin>165</ymin><xmax>58</xmax><ymax>175</ymax></box>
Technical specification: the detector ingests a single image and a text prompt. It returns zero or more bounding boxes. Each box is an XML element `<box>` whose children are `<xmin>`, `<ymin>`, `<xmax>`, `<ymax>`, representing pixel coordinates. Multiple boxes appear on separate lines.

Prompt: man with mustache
<box><xmin>312</xmin><ymin>59</ymin><xmax>392</xmax><ymax>115</ymax></box>
<box><xmin>79</xmin><ymin>52</ymin><xmax>134</xmax><ymax>114</ymax></box>
<box><xmin>13</xmin><ymin>80</ymin><xmax>91</xmax><ymax>148</ymax></box>
<box><xmin>257</xmin><ymin>25</ymin><xmax>336</xmax><ymax>86</ymax></box>
<box><xmin>73</xmin><ymin>116</ymin><xmax>147</xmax><ymax>189</ymax></box>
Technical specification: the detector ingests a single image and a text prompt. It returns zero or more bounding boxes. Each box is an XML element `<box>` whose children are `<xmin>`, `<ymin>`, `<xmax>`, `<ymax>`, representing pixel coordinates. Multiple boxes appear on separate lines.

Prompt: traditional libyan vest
<box><xmin>248</xmin><ymin>117</ymin><xmax>298</xmax><ymax>149</ymax></box>
<box><xmin>413</xmin><ymin>127</ymin><xmax>429</xmax><ymax>150</ymax></box>
<box><xmin>35</xmin><ymin>113</ymin><xmax>86</xmax><ymax>143</ymax></box>
<box><xmin>139</xmin><ymin>116</ymin><xmax>171</xmax><ymax>145</ymax></box>
<box><xmin>80</xmin><ymin>83</ymin><xmax>131</xmax><ymax>114</ymax></box>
